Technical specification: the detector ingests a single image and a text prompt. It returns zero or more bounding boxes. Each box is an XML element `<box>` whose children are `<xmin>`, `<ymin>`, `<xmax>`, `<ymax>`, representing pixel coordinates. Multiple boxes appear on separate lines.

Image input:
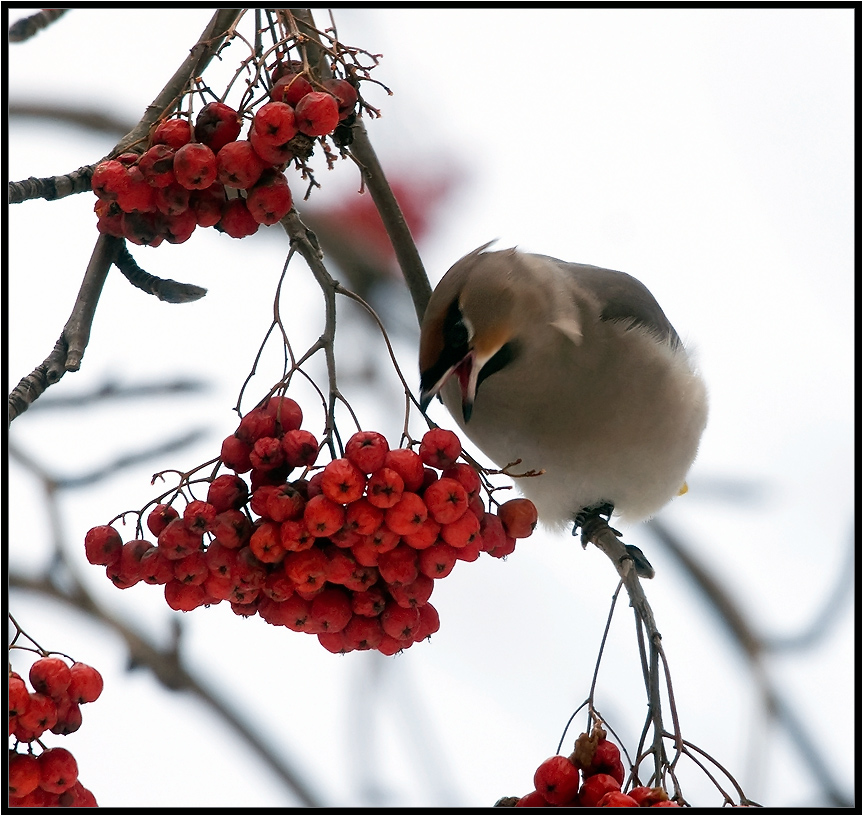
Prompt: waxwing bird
<box><xmin>419</xmin><ymin>243</ymin><xmax>708</xmax><ymax>530</ymax></box>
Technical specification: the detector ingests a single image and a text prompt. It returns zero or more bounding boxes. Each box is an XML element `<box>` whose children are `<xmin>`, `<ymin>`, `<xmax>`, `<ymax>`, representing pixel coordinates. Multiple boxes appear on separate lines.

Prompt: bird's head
<box><xmin>419</xmin><ymin>246</ymin><xmax>522</xmax><ymax>422</ymax></box>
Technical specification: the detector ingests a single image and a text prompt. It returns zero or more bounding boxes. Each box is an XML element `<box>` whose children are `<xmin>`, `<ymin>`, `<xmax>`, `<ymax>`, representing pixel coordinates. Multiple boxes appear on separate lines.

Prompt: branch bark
<box><xmin>8</xmin><ymin>9</ymin><xmax>246</xmax><ymax>422</ymax></box>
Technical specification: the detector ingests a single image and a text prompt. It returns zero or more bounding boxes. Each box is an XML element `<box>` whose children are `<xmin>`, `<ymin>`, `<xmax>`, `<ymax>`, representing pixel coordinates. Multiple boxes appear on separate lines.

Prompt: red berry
<box><xmin>423</xmin><ymin>476</ymin><xmax>469</xmax><ymax>524</ymax></box>
<box><xmin>366</xmin><ymin>467</ymin><xmax>405</xmax><ymax>509</ymax></box>
<box><xmin>138</xmin><ymin>545</ymin><xmax>173</xmax><ymax>584</ymax></box>
<box><xmin>17</xmin><ymin>693</ymin><xmax>57</xmax><ymax>733</ymax></box>
<box><xmin>454</xmin><ymin>535</ymin><xmax>482</xmax><ymax>562</ymax></box>
<box><xmin>499</xmin><ymin>498</ymin><xmax>538</xmax><ymax>538</ymax></box>
<box><xmin>534</xmin><ymin>756</ymin><xmax>581</xmax><ymax>806</ymax></box>
<box><xmin>221</xmin><ymin>435</ymin><xmax>254</xmax><ymax>472</ymax></box>
<box><xmin>28</xmin><ymin>657</ymin><xmax>71</xmax><ymax>698</ymax></box>
<box><xmin>345</xmin><ymin>430</ymin><xmax>389</xmax><ymax>474</ymax></box>
<box><xmin>253</xmin><ymin>101</ymin><xmax>298</xmax><ymax>144</ymax></box>
<box><xmin>173</xmin><ymin>550</ymin><xmax>209</xmax><ymax>585</ymax></box>
<box><xmin>351</xmin><ymin>537</ymin><xmax>381</xmax><ymax>567</ymax></box>
<box><xmin>283</xmin><ymin>548</ymin><xmax>328</xmax><ymax>591</ymax></box>
<box><xmin>9</xmin><ymin>751</ymin><xmax>41</xmax><ymax>798</ymax></box>
<box><xmin>207</xmin><ymin>474</ymin><xmax>249</xmax><ymax>513</ymax></box>
<box><xmin>162</xmin><ymin>208</ymin><xmax>197</xmax><ymax>244</ymax></box>
<box><xmin>9</xmin><ymin>673</ymin><xmax>30</xmax><ymax>717</ymax></box>
<box><xmin>377</xmin><ymin>544</ymin><xmax>419</xmax><ymax>586</ymax></box>
<box><xmin>303</xmin><ymin>494</ymin><xmax>345</xmax><ymax>537</ymax></box>
<box><xmin>217</xmin><ymin>140</ymin><xmax>267</xmax><ymax>189</ymax></box>
<box><xmin>249</xmin><ymin>521</ymin><xmax>286</xmax><ymax>563</ymax></box>
<box><xmin>249</xmin><ymin>123</ymin><xmax>295</xmax><ymax>166</ymax></box>
<box><xmin>154</xmin><ymin>181</ymin><xmax>189</xmax><ymax>216</ymax></box>
<box><xmin>279</xmin><ymin>594</ymin><xmax>313</xmax><ymax>632</ymax></box>
<box><xmin>294</xmin><ymin>91</ymin><xmax>340</xmax><ymax>136</ymax></box>
<box><xmin>157</xmin><ymin>518</ymin><xmax>203</xmax><ymax>560</ymax></box>
<box><xmin>50</xmin><ymin>700</ymin><xmax>83</xmax><ymax>735</ymax></box>
<box><xmin>236</xmin><ymin>407</ymin><xmax>277</xmax><ymax>444</ymax></box>
<box><xmin>419</xmin><ymin>428</ymin><xmax>461</xmax><ymax>469</ymax></box>
<box><xmin>250</xmin><ymin>436</ymin><xmax>285</xmax><ymax>471</ymax></box>
<box><xmin>401</xmin><ymin>516</ymin><xmax>441</xmax><ymax>550</ymax></box>
<box><xmin>628</xmin><ymin>787</ymin><xmax>671</xmax><ymax>807</ymax></box>
<box><xmin>323</xmin><ymin>78</ymin><xmax>358</xmax><ymax>120</ymax></box>
<box><xmin>383</xmin><ymin>448</ymin><xmax>425</xmax><ymax>491</ymax></box>
<box><xmin>137</xmin><ymin>144</ymin><xmax>176</xmax><ymax>187</ymax></box>
<box><xmin>94</xmin><ymin>198</ymin><xmax>124</xmax><ymax>237</ymax></box>
<box><xmin>597</xmin><ymin>791</ymin><xmax>640</xmax><ymax>807</ymax></box>
<box><xmin>309</xmin><ymin>586</ymin><xmax>353</xmax><ymax>632</ymax></box>
<box><xmin>440</xmin><ymin>509</ymin><xmax>481</xmax><ymax>549</ymax></box>
<box><xmin>190</xmin><ymin>183</ymin><xmax>226</xmax><ymax>226</ymax></box>
<box><xmin>83</xmin><ymin>525</ymin><xmax>122</xmax><ymax>566</ymax></box>
<box><xmin>152</xmin><ymin>117</ymin><xmax>193</xmax><ymax>149</ymax></box>
<box><xmin>210</xmin><ymin>509</ymin><xmax>252</xmax><ymax>549</ymax></box>
<box><xmin>442</xmin><ymin>462</ymin><xmax>482</xmax><ymax>501</ymax></box>
<box><xmin>384</xmin><ymin>492</ymin><xmax>428</xmax><ymax>536</ymax></box>
<box><xmin>515</xmin><ymin>789</ymin><xmax>550</xmax><ymax>807</ymax></box>
<box><xmin>91</xmin><ymin>160</ymin><xmax>131</xmax><ymax>200</ymax></box>
<box><xmin>264</xmin><ymin>483</ymin><xmax>305</xmax><ymax>522</ymax></box>
<box><xmin>418</xmin><ymin>542</ymin><xmax>458</xmax><ymax>579</ymax></box>
<box><xmin>281</xmin><ymin>429</ymin><xmax>319</xmax><ymax>468</ymax></box>
<box><xmin>117</xmin><ymin>538</ymin><xmax>153</xmax><ymax>583</ymax></box>
<box><xmin>380</xmin><ymin>600</ymin><xmax>421</xmax><ymax>640</ymax></box>
<box><xmin>195</xmin><ymin>102</ymin><xmax>242</xmax><ymax>153</ymax></box>
<box><xmin>414</xmin><ymin>601</ymin><xmax>441</xmax><ymax>640</ymax></box>
<box><xmin>578</xmin><ymin>773</ymin><xmax>621</xmax><ymax>808</ymax></box>
<box><xmin>343</xmin><ymin>614</ymin><xmax>384</xmax><ymax>650</ymax></box>
<box><xmin>479</xmin><ymin>512</ymin><xmax>506</xmax><ymax>552</ymax></box>
<box><xmin>146</xmin><ymin>504</ymin><xmax>180</xmax><ymax>537</ymax></box>
<box><xmin>36</xmin><ymin>747</ymin><xmax>78</xmax><ymax>794</ymax></box>
<box><xmin>183</xmin><ymin>500</ymin><xmax>217</xmax><ymax>533</ymax></box>
<box><xmin>270</xmin><ymin>72</ymin><xmax>314</xmax><ymax>105</ymax></box>
<box><xmin>345</xmin><ymin>498</ymin><xmax>384</xmax><ymax>536</ymax></box>
<box><xmin>321</xmin><ymin>458</ymin><xmax>367</xmax><ymax>504</ymax></box>
<box><xmin>388</xmin><ymin>573</ymin><xmax>433</xmax><ymax>608</ymax></box>
<box><xmin>173</xmin><ymin>141</ymin><xmax>218</xmax><ymax>190</ymax></box>
<box><xmin>317</xmin><ymin>631</ymin><xmax>349</xmax><ymax>654</ymax></box>
<box><xmin>164</xmin><ymin>580</ymin><xmax>207</xmax><ymax>611</ymax></box>
<box><xmin>246</xmin><ymin>168</ymin><xmax>293</xmax><ymax>225</ymax></box>
<box><xmin>350</xmin><ymin>584</ymin><xmax>387</xmax><ymax>617</ymax></box>
<box><xmin>279</xmin><ymin>519</ymin><xmax>314</xmax><ymax>552</ymax></box>
<box><xmin>487</xmin><ymin>532</ymin><xmax>517</xmax><ymax>559</ymax></box>
<box><xmin>587</xmin><ymin>739</ymin><xmax>625</xmax><ymax>785</ymax></box>
<box><xmin>650</xmin><ymin>800</ymin><xmax>681</xmax><ymax>807</ymax></box>
<box><xmin>218</xmin><ymin>198</ymin><xmax>259</xmax><ymax>238</ymax></box>
<box><xmin>264</xmin><ymin>396</ymin><xmax>303</xmax><ymax>432</ymax></box>
<box><xmin>121</xmin><ymin>210</ymin><xmax>163</xmax><ymax>245</ymax></box>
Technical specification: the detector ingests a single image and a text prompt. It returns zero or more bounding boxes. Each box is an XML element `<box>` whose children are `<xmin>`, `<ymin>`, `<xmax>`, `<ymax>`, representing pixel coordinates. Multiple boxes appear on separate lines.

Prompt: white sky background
<box><xmin>6</xmin><ymin>7</ymin><xmax>856</xmax><ymax>808</ymax></box>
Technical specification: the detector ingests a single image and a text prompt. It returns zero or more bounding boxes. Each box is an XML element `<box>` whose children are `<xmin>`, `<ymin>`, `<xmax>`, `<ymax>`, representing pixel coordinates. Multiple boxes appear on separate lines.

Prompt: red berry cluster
<box><xmin>8</xmin><ymin>657</ymin><xmax>102</xmax><ymax>807</ymax></box>
<box><xmin>84</xmin><ymin>396</ymin><xmax>538</xmax><ymax>655</ymax></box>
<box><xmin>91</xmin><ymin>62</ymin><xmax>359</xmax><ymax>245</ymax></box>
<box><xmin>509</xmin><ymin>732</ymin><xmax>679</xmax><ymax>808</ymax></box>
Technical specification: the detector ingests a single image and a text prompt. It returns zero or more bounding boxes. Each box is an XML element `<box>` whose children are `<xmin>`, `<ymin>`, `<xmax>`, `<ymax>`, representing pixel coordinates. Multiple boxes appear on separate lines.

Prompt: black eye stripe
<box><xmin>420</xmin><ymin>299</ymin><xmax>471</xmax><ymax>393</ymax></box>
<box><xmin>443</xmin><ymin>298</ymin><xmax>470</xmax><ymax>350</ymax></box>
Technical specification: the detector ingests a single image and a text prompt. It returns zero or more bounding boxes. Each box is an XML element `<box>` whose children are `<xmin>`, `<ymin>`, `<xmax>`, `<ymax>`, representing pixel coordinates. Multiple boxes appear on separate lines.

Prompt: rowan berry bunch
<box><xmin>84</xmin><ymin>396</ymin><xmax>538</xmax><ymax>655</ymax></box>
<box><xmin>8</xmin><ymin>653</ymin><xmax>102</xmax><ymax>807</ymax></box>
<box><xmin>499</xmin><ymin>727</ymin><xmax>679</xmax><ymax>808</ymax></box>
<box><xmin>91</xmin><ymin>58</ymin><xmax>362</xmax><ymax>247</ymax></box>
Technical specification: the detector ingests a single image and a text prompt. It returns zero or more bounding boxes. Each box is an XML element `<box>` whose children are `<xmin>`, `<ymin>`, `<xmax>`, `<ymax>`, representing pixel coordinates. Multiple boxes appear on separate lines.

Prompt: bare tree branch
<box><xmin>8</xmin><ymin>8</ymin><xmax>69</xmax><ymax>42</ymax></box>
<box><xmin>9</xmin><ymin>101</ymin><xmax>133</xmax><ymax>137</ymax></box>
<box><xmin>8</xmin><ymin>234</ymin><xmax>121</xmax><ymax>424</ymax></box>
<box><xmin>8</xmin><ymin>9</ymin><xmax>246</xmax><ymax>421</ymax></box>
